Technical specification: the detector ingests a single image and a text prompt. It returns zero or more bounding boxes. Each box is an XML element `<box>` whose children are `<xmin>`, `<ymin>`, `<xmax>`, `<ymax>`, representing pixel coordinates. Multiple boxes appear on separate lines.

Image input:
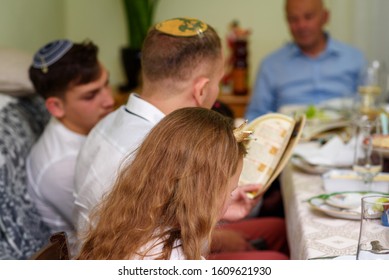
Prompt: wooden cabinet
<box><xmin>217</xmin><ymin>94</ymin><xmax>250</xmax><ymax>118</ymax></box>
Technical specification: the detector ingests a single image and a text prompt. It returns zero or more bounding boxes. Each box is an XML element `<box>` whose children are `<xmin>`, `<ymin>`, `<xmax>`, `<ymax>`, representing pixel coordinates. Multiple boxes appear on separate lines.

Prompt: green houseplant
<box><xmin>120</xmin><ymin>0</ymin><xmax>159</xmax><ymax>92</ymax></box>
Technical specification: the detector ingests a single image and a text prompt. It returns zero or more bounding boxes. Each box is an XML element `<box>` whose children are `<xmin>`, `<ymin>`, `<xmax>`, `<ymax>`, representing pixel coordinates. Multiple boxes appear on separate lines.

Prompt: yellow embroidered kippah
<box><xmin>155</xmin><ymin>17</ymin><xmax>208</xmax><ymax>37</ymax></box>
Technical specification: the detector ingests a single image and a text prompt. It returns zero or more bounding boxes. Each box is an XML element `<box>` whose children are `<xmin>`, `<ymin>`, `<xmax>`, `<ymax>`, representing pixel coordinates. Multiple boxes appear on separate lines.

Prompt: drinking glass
<box><xmin>352</xmin><ymin>118</ymin><xmax>383</xmax><ymax>191</ymax></box>
<box><xmin>356</xmin><ymin>195</ymin><xmax>389</xmax><ymax>260</ymax></box>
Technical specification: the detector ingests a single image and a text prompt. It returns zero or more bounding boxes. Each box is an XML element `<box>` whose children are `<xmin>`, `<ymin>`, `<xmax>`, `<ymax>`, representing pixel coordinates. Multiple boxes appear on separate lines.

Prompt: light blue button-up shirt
<box><xmin>245</xmin><ymin>35</ymin><xmax>366</xmax><ymax>121</ymax></box>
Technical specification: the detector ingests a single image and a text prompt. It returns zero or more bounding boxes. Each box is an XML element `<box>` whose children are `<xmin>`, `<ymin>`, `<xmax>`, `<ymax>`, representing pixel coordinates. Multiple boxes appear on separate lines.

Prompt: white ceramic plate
<box><xmin>305</xmin><ymin>109</ymin><xmax>344</xmax><ymax>125</ymax></box>
<box><xmin>307</xmin><ymin>191</ymin><xmax>389</xmax><ymax>220</ymax></box>
<box><xmin>325</xmin><ymin>192</ymin><xmax>365</xmax><ymax>209</ymax></box>
<box><xmin>308</xmin><ymin>196</ymin><xmax>361</xmax><ymax>220</ymax></box>
<box><xmin>291</xmin><ymin>156</ymin><xmax>333</xmax><ymax>175</ymax></box>
<box><xmin>322</xmin><ymin>169</ymin><xmax>389</xmax><ymax>193</ymax></box>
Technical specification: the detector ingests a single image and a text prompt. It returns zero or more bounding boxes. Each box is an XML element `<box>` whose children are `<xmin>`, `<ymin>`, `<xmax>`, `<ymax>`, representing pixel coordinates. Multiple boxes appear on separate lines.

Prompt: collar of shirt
<box><xmin>287</xmin><ymin>33</ymin><xmax>341</xmax><ymax>59</ymax></box>
<box><xmin>49</xmin><ymin>117</ymin><xmax>86</xmax><ymax>143</ymax></box>
<box><xmin>125</xmin><ymin>93</ymin><xmax>165</xmax><ymax>124</ymax></box>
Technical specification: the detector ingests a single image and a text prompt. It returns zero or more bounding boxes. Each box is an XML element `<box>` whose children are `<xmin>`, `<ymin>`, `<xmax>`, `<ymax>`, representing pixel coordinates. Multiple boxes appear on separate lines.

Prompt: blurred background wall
<box><xmin>0</xmin><ymin>0</ymin><xmax>387</xmax><ymax>92</ymax></box>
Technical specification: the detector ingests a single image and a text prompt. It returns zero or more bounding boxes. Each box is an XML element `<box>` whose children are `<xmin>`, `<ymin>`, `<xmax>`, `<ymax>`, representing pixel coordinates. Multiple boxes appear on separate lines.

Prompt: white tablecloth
<box><xmin>281</xmin><ymin>163</ymin><xmax>360</xmax><ymax>260</ymax></box>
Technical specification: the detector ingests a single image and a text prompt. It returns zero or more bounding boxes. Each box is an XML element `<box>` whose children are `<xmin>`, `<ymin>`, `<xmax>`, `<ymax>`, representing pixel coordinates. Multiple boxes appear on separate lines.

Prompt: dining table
<box><xmin>268</xmin><ymin>98</ymin><xmax>389</xmax><ymax>260</ymax></box>
<box><xmin>280</xmin><ymin>163</ymin><xmax>361</xmax><ymax>260</ymax></box>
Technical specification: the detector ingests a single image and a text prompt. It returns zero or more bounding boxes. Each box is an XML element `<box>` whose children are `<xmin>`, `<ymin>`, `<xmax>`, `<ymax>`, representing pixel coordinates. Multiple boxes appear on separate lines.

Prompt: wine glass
<box><xmin>352</xmin><ymin>118</ymin><xmax>383</xmax><ymax>192</ymax></box>
<box><xmin>356</xmin><ymin>195</ymin><xmax>389</xmax><ymax>260</ymax></box>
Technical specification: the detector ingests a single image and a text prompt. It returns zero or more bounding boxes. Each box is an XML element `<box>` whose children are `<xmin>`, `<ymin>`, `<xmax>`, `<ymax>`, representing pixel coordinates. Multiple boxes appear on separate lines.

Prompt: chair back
<box><xmin>31</xmin><ymin>232</ymin><xmax>70</xmax><ymax>260</ymax></box>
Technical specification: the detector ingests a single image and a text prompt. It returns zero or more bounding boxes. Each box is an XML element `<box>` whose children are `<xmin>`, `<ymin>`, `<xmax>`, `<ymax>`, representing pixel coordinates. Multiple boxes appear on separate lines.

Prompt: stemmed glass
<box><xmin>352</xmin><ymin>117</ymin><xmax>383</xmax><ymax>192</ymax></box>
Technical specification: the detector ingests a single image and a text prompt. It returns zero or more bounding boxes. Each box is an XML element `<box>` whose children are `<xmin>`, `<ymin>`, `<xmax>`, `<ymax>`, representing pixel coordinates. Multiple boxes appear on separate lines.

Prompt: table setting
<box><xmin>279</xmin><ymin>99</ymin><xmax>389</xmax><ymax>259</ymax></box>
<box><xmin>290</xmin><ymin>102</ymin><xmax>389</xmax><ymax>191</ymax></box>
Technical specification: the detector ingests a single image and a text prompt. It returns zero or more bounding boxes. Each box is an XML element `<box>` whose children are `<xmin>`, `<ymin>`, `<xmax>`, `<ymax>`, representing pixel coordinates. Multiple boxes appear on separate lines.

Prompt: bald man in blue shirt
<box><xmin>245</xmin><ymin>0</ymin><xmax>366</xmax><ymax>121</ymax></box>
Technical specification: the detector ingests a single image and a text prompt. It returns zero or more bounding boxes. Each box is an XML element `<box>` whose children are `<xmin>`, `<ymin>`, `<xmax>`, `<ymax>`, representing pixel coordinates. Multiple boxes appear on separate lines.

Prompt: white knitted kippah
<box><xmin>32</xmin><ymin>39</ymin><xmax>73</xmax><ymax>73</ymax></box>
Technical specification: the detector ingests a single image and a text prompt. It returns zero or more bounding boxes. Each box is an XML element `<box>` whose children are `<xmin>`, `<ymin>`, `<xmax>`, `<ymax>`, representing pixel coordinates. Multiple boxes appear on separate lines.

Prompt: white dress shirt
<box><xmin>27</xmin><ymin>117</ymin><xmax>85</xmax><ymax>240</ymax></box>
<box><xmin>73</xmin><ymin>93</ymin><xmax>165</xmax><ymax>235</ymax></box>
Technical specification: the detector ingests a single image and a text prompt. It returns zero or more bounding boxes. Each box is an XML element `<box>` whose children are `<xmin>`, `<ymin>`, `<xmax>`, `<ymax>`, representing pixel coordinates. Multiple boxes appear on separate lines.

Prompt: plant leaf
<box><xmin>122</xmin><ymin>0</ymin><xmax>159</xmax><ymax>49</ymax></box>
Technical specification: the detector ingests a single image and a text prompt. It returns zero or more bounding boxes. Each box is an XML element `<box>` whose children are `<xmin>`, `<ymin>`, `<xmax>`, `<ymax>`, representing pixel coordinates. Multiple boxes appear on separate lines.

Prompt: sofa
<box><xmin>0</xmin><ymin>93</ymin><xmax>51</xmax><ymax>259</ymax></box>
<box><xmin>0</xmin><ymin>47</ymin><xmax>52</xmax><ymax>259</ymax></box>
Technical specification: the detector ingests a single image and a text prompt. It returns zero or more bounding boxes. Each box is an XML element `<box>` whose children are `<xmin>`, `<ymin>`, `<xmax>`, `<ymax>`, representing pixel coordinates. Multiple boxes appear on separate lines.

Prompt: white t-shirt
<box><xmin>74</xmin><ymin>93</ymin><xmax>165</xmax><ymax>235</ymax></box>
<box><xmin>27</xmin><ymin>117</ymin><xmax>85</xmax><ymax>242</ymax></box>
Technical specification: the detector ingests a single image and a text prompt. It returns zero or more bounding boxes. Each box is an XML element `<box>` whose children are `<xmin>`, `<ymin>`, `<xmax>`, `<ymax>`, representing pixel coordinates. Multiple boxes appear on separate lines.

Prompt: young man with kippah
<box><xmin>74</xmin><ymin>18</ymin><xmax>289</xmax><ymax>260</ymax></box>
<box><xmin>26</xmin><ymin>39</ymin><xmax>115</xmax><ymax>249</ymax></box>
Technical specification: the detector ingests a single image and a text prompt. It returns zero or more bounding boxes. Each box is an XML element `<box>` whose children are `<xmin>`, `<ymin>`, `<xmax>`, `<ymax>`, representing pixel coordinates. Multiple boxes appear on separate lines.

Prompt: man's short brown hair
<box><xmin>29</xmin><ymin>41</ymin><xmax>100</xmax><ymax>99</ymax></box>
<box><xmin>141</xmin><ymin>22</ymin><xmax>221</xmax><ymax>82</ymax></box>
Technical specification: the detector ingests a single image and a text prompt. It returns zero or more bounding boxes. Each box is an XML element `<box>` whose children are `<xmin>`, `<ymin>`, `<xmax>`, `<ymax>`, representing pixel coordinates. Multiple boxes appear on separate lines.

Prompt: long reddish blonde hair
<box><xmin>78</xmin><ymin>107</ymin><xmax>246</xmax><ymax>259</ymax></box>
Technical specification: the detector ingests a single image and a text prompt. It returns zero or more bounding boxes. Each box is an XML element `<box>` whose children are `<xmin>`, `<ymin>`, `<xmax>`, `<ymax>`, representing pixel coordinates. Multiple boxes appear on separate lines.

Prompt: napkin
<box><xmin>293</xmin><ymin>136</ymin><xmax>356</xmax><ymax>167</ymax></box>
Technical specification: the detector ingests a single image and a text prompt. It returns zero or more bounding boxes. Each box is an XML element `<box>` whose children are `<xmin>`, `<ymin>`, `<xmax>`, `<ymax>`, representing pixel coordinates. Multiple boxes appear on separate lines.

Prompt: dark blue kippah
<box><xmin>32</xmin><ymin>39</ymin><xmax>73</xmax><ymax>72</ymax></box>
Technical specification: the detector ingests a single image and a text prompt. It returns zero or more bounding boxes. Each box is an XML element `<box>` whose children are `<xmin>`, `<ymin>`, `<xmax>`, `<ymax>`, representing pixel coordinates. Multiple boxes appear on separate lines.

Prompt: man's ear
<box><xmin>193</xmin><ymin>76</ymin><xmax>210</xmax><ymax>106</ymax></box>
<box><xmin>322</xmin><ymin>9</ymin><xmax>330</xmax><ymax>25</ymax></box>
<box><xmin>45</xmin><ymin>97</ymin><xmax>65</xmax><ymax>118</ymax></box>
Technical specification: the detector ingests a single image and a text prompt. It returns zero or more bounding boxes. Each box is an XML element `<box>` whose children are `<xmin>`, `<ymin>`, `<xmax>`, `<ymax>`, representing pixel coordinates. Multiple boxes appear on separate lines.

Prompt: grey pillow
<box><xmin>0</xmin><ymin>48</ymin><xmax>34</xmax><ymax>96</ymax></box>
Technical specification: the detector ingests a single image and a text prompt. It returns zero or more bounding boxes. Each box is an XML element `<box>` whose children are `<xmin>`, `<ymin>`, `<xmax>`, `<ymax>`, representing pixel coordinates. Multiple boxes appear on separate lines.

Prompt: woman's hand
<box><xmin>221</xmin><ymin>184</ymin><xmax>263</xmax><ymax>222</ymax></box>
